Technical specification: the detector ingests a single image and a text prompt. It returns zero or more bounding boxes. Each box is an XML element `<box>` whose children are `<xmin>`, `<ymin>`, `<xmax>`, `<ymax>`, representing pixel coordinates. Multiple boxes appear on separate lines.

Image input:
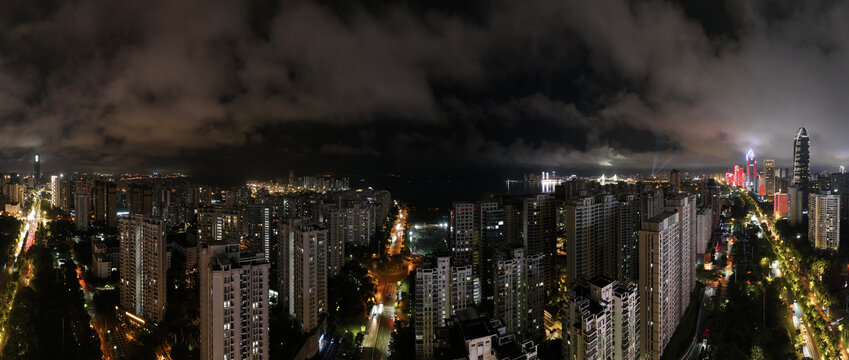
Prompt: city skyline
<box><xmin>5</xmin><ymin>1</ymin><xmax>849</xmax><ymax>360</ymax></box>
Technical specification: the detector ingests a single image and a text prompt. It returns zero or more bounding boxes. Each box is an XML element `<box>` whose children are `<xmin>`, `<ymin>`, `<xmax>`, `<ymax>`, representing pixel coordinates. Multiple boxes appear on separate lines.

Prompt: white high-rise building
<box><xmin>279</xmin><ymin>218</ymin><xmax>327</xmax><ymax>332</ymax></box>
<box><xmin>664</xmin><ymin>194</ymin><xmax>696</xmax><ymax>315</ymax></box>
<box><xmin>695</xmin><ymin>207</ymin><xmax>712</xmax><ymax>255</ymax></box>
<box><xmin>414</xmin><ymin>256</ymin><xmax>474</xmax><ymax>360</ymax></box>
<box><xmin>809</xmin><ymin>192</ymin><xmax>840</xmax><ymax>251</ymax></box>
<box><xmin>119</xmin><ymin>215</ymin><xmax>167</xmax><ymax>324</ymax></box>
<box><xmin>199</xmin><ymin>243</ymin><xmax>269</xmax><ymax>360</ymax></box>
<box><xmin>562</xmin><ymin>278</ymin><xmax>640</xmax><ymax>360</ymax></box>
<box><xmin>50</xmin><ymin>175</ymin><xmax>62</xmax><ymax>207</ymax></box>
<box><xmin>639</xmin><ymin>212</ymin><xmax>683</xmax><ymax>360</ymax></box>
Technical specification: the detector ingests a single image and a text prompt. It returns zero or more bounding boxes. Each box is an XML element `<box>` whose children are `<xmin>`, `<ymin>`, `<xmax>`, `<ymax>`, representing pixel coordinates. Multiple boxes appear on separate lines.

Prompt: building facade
<box><xmin>119</xmin><ymin>215</ymin><xmax>167</xmax><ymax>324</ymax></box>
<box><xmin>809</xmin><ymin>192</ymin><xmax>840</xmax><ymax>251</ymax></box>
<box><xmin>279</xmin><ymin>218</ymin><xmax>328</xmax><ymax>331</ymax></box>
<box><xmin>199</xmin><ymin>243</ymin><xmax>269</xmax><ymax>360</ymax></box>
<box><xmin>414</xmin><ymin>256</ymin><xmax>475</xmax><ymax>360</ymax></box>
<box><xmin>639</xmin><ymin>212</ymin><xmax>682</xmax><ymax>360</ymax></box>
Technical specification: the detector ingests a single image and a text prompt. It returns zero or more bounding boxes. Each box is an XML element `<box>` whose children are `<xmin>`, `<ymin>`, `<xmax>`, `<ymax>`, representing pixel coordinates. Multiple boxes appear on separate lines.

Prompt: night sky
<box><xmin>1</xmin><ymin>0</ymin><xmax>848</xmax><ymax>181</ymax></box>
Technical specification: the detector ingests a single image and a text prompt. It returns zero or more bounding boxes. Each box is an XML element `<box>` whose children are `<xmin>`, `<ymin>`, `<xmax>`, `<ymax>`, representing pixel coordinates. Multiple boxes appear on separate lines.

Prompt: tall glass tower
<box><xmin>746</xmin><ymin>149</ymin><xmax>756</xmax><ymax>191</ymax></box>
<box><xmin>33</xmin><ymin>153</ymin><xmax>40</xmax><ymax>184</ymax></box>
<box><xmin>793</xmin><ymin>127</ymin><xmax>810</xmax><ymax>190</ymax></box>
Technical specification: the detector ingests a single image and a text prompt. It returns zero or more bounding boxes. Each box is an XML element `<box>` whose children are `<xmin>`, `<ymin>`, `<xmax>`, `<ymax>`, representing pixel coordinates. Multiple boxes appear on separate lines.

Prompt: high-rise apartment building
<box><xmin>618</xmin><ymin>194</ymin><xmax>641</xmax><ymax>283</ymax></box>
<box><xmin>562</xmin><ymin>278</ymin><xmax>639</xmax><ymax>360</ymax></box>
<box><xmin>809</xmin><ymin>192</ymin><xmax>840</xmax><ymax>251</ymax></box>
<box><xmin>50</xmin><ymin>175</ymin><xmax>62</xmax><ymax>207</ymax></box>
<box><xmin>128</xmin><ymin>184</ymin><xmax>153</xmax><ymax>216</ymax></box>
<box><xmin>789</xmin><ymin>186</ymin><xmax>804</xmax><ymax>226</ymax></box>
<box><xmin>695</xmin><ymin>207</ymin><xmax>712</xmax><ymax>255</ymax></box>
<box><xmin>325</xmin><ymin>208</ymin><xmax>346</xmax><ymax>277</ymax></box>
<box><xmin>639</xmin><ymin>211</ymin><xmax>684</xmax><ymax>360</ymax></box>
<box><xmin>75</xmin><ymin>193</ymin><xmax>90</xmax><ymax>231</ymax></box>
<box><xmin>198</xmin><ymin>208</ymin><xmax>241</xmax><ymax>244</ymax></box>
<box><xmin>493</xmin><ymin>247</ymin><xmax>545</xmax><ymax>341</ymax></box>
<box><xmin>433</xmin><ymin>311</ymin><xmax>539</xmax><ymax>360</ymax></box>
<box><xmin>199</xmin><ymin>243</ymin><xmax>269</xmax><ymax>360</ymax></box>
<box><xmin>566</xmin><ymin>194</ymin><xmax>619</xmax><ymax>287</ymax></box>
<box><xmin>665</xmin><ymin>195</ymin><xmax>696</xmax><ymax>313</ymax></box>
<box><xmin>119</xmin><ymin>215</ymin><xmax>167</xmax><ymax>324</ymax></box>
<box><xmin>450</xmin><ymin>202</ymin><xmax>476</xmax><ymax>267</ymax></box>
<box><xmin>522</xmin><ymin>195</ymin><xmax>556</xmax><ymax>292</ymax></box>
<box><xmin>478</xmin><ymin>199</ymin><xmax>504</xmax><ymax>307</ymax></box>
<box><xmin>279</xmin><ymin>218</ymin><xmax>327</xmax><ymax>331</ymax></box>
<box><xmin>343</xmin><ymin>202</ymin><xmax>375</xmax><ymax>246</ymax></box>
<box><xmin>106</xmin><ymin>183</ymin><xmax>117</xmax><ymax>228</ymax></box>
<box><xmin>414</xmin><ymin>256</ymin><xmax>474</xmax><ymax>360</ymax></box>
<box><xmin>243</xmin><ymin>205</ymin><xmax>272</xmax><ymax>261</ymax></box>
<box><xmin>640</xmin><ymin>189</ymin><xmax>665</xmax><ymax>222</ymax></box>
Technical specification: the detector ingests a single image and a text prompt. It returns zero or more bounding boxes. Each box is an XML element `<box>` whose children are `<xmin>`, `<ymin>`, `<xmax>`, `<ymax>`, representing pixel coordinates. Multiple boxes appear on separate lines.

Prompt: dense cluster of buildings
<box><xmin>725</xmin><ymin>128</ymin><xmax>843</xmax><ymax>252</ymax></box>
<box><xmin>37</xmin><ymin>169</ymin><xmax>391</xmax><ymax>360</ymax></box>
<box><xmin>413</xmin><ymin>174</ymin><xmax>721</xmax><ymax>360</ymax></box>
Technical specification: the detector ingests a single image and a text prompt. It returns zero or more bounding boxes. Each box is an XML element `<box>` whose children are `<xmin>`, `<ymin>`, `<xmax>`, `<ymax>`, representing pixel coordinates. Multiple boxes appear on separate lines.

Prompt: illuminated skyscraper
<box><xmin>33</xmin><ymin>153</ymin><xmax>40</xmax><ymax>184</ymax></box>
<box><xmin>791</xmin><ymin>128</ymin><xmax>811</xmax><ymax>223</ymax></box>
<box><xmin>793</xmin><ymin>127</ymin><xmax>810</xmax><ymax>189</ymax></box>
<box><xmin>774</xmin><ymin>192</ymin><xmax>789</xmax><ymax>218</ymax></box>
<box><xmin>746</xmin><ymin>149</ymin><xmax>756</xmax><ymax>191</ymax></box>
<box><xmin>763</xmin><ymin>159</ymin><xmax>776</xmax><ymax>196</ymax></box>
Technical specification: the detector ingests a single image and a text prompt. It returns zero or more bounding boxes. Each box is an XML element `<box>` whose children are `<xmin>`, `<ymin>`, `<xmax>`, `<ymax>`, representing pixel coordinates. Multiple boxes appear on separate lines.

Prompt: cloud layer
<box><xmin>1</xmin><ymin>0</ymin><xmax>849</xmax><ymax>175</ymax></box>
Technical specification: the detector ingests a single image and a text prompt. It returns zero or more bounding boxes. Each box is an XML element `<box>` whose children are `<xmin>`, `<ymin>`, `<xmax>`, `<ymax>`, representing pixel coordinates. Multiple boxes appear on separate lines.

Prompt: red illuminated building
<box><xmin>774</xmin><ymin>192</ymin><xmax>789</xmax><ymax>218</ymax></box>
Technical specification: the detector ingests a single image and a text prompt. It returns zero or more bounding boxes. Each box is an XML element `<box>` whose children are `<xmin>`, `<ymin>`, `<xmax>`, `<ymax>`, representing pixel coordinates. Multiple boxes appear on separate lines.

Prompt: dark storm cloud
<box><xmin>2</xmin><ymin>0</ymin><xmax>849</xmax><ymax>175</ymax></box>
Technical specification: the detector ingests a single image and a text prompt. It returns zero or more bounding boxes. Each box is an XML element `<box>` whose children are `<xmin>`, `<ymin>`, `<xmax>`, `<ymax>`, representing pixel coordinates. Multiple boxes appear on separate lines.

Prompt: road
<box><xmin>70</xmin><ymin>245</ymin><xmax>114</xmax><ymax>360</ymax></box>
<box><xmin>362</xmin><ymin>206</ymin><xmax>410</xmax><ymax>360</ymax></box>
<box><xmin>0</xmin><ymin>191</ymin><xmax>41</xmax><ymax>350</ymax></box>
<box><xmin>361</xmin><ymin>304</ymin><xmax>396</xmax><ymax>360</ymax></box>
<box><xmin>741</xmin><ymin>190</ymin><xmax>849</xmax><ymax>359</ymax></box>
